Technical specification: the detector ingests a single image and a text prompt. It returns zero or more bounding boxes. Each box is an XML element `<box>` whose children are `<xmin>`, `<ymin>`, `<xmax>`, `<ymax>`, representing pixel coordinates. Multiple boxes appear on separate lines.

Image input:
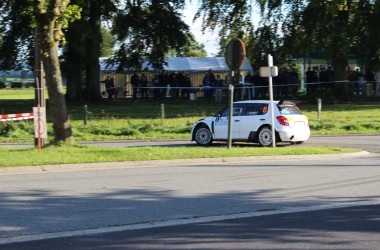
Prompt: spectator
<box><xmin>319</xmin><ymin>66</ymin><xmax>329</xmax><ymax>91</ymax></box>
<box><xmin>375</xmin><ymin>67</ymin><xmax>380</xmax><ymax>96</ymax></box>
<box><xmin>214</xmin><ymin>74</ymin><xmax>224</xmax><ymax>103</ymax></box>
<box><xmin>131</xmin><ymin>72</ymin><xmax>140</xmax><ymax>102</ymax></box>
<box><xmin>152</xmin><ymin>74</ymin><xmax>160</xmax><ymax>100</ymax></box>
<box><xmin>183</xmin><ymin>74</ymin><xmax>192</xmax><ymax>99</ymax></box>
<box><xmin>275</xmin><ymin>68</ymin><xmax>288</xmax><ymax>98</ymax></box>
<box><xmin>306</xmin><ymin>67</ymin><xmax>317</xmax><ymax>95</ymax></box>
<box><xmin>169</xmin><ymin>72</ymin><xmax>178</xmax><ymax>100</ymax></box>
<box><xmin>244</xmin><ymin>71</ymin><xmax>254</xmax><ymax>99</ymax></box>
<box><xmin>101</xmin><ymin>75</ymin><xmax>115</xmax><ymax>99</ymax></box>
<box><xmin>159</xmin><ymin>72</ymin><xmax>170</xmax><ymax>100</ymax></box>
<box><xmin>252</xmin><ymin>69</ymin><xmax>265</xmax><ymax>99</ymax></box>
<box><xmin>177</xmin><ymin>72</ymin><xmax>187</xmax><ymax>99</ymax></box>
<box><xmin>140</xmin><ymin>73</ymin><xmax>148</xmax><ymax>99</ymax></box>
<box><xmin>289</xmin><ymin>67</ymin><xmax>300</xmax><ymax>97</ymax></box>
<box><xmin>203</xmin><ymin>69</ymin><xmax>215</xmax><ymax>101</ymax></box>
<box><xmin>355</xmin><ymin>68</ymin><xmax>365</xmax><ymax>95</ymax></box>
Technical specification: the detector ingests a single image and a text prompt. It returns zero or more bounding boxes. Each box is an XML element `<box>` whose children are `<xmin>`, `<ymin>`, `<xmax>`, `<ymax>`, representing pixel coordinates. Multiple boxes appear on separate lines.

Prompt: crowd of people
<box><xmin>306</xmin><ymin>65</ymin><xmax>380</xmax><ymax>96</ymax></box>
<box><xmin>130</xmin><ymin>71</ymin><xmax>192</xmax><ymax>102</ymax></box>
<box><xmin>101</xmin><ymin>65</ymin><xmax>380</xmax><ymax>101</ymax></box>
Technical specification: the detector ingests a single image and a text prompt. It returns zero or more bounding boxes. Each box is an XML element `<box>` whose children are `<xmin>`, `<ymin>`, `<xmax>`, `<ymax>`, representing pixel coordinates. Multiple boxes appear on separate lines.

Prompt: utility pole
<box><xmin>34</xmin><ymin>26</ymin><xmax>46</xmax><ymax>147</ymax></box>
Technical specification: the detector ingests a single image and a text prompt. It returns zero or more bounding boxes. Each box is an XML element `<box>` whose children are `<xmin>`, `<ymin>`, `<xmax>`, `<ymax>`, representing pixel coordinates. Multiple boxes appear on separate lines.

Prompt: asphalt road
<box><xmin>0</xmin><ymin>135</ymin><xmax>379</xmax><ymax>249</ymax></box>
<box><xmin>83</xmin><ymin>134</ymin><xmax>380</xmax><ymax>154</ymax></box>
<box><xmin>3</xmin><ymin>204</ymin><xmax>380</xmax><ymax>250</ymax></box>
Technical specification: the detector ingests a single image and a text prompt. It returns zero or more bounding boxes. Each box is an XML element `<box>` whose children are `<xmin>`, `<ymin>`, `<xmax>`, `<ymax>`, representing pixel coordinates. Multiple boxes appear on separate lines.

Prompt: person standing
<box><xmin>202</xmin><ymin>69</ymin><xmax>215</xmax><ymax>101</ymax></box>
<box><xmin>375</xmin><ymin>68</ymin><xmax>380</xmax><ymax>96</ymax></box>
<box><xmin>131</xmin><ymin>72</ymin><xmax>140</xmax><ymax>102</ymax></box>
<box><xmin>152</xmin><ymin>74</ymin><xmax>160</xmax><ymax>100</ymax></box>
<box><xmin>214</xmin><ymin>75</ymin><xmax>224</xmax><ymax>103</ymax></box>
<box><xmin>102</xmin><ymin>75</ymin><xmax>115</xmax><ymax>99</ymax></box>
<box><xmin>140</xmin><ymin>73</ymin><xmax>148</xmax><ymax>99</ymax></box>
<box><xmin>306</xmin><ymin>67</ymin><xmax>317</xmax><ymax>95</ymax></box>
<box><xmin>244</xmin><ymin>71</ymin><xmax>254</xmax><ymax>100</ymax></box>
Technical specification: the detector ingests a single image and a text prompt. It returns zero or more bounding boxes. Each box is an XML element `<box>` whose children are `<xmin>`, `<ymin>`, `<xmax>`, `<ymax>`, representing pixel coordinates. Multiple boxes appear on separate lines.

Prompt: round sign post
<box><xmin>225</xmin><ymin>38</ymin><xmax>246</xmax><ymax>149</ymax></box>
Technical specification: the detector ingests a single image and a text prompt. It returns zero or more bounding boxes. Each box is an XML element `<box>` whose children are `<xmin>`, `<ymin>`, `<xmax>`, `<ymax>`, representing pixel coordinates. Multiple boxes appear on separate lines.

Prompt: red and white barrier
<box><xmin>0</xmin><ymin>112</ymin><xmax>34</xmax><ymax>122</ymax></box>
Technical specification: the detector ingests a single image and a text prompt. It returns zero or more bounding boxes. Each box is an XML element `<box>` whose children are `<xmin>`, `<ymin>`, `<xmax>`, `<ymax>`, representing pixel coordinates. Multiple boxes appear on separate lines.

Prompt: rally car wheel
<box><xmin>194</xmin><ymin>126</ymin><xmax>213</xmax><ymax>146</ymax></box>
<box><xmin>258</xmin><ymin>127</ymin><xmax>273</xmax><ymax>147</ymax></box>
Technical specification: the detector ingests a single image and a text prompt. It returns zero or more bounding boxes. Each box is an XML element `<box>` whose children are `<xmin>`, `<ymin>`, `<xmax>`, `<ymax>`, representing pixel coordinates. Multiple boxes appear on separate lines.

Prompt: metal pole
<box><xmin>268</xmin><ymin>55</ymin><xmax>276</xmax><ymax>148</ymax></box>
<box><xmin>34</xmin><ymin>26</ymin><xmax>46</xmax><ymax>147</ymax></box>
<box><xmin>227</xmin><ymin>71</ymin><xmax>234</xmax><ymax>149</ymax></box>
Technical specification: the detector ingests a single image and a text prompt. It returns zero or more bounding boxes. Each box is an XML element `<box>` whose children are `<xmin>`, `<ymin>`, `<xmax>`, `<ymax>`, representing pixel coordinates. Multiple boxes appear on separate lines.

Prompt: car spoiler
<box><xmin>278</xmin><ymin>99</ymin><xmax>301</xmax><ymax>107</ymax></box>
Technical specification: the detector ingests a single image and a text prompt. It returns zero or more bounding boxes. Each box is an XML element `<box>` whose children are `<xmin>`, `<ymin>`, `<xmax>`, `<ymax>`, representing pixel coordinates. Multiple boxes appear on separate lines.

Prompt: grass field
<box><xmin>0</xmin><ymin>88</ymin><xmax>378</xmax><ymax>167</ymax></box>
<box><xmin>0</xmin><ymin>88</ymin><xmax>380</xmax><ymax>142</ymax></box>
<box><xmin>0</xmin><ymin>144</ymin><xmax>358</xmax><ymax>167</ymax></box>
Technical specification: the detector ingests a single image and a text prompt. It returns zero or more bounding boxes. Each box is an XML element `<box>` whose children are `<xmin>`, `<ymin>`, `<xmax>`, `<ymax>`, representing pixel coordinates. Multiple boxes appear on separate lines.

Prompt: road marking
<box><xmin>1</xmin><ymin>199</ymin><xmax>379</xmax><ymax>245</ymax></box>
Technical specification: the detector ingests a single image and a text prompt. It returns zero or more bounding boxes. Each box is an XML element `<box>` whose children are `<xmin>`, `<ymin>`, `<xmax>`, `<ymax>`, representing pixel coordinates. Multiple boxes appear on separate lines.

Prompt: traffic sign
<box><xmin>225</xmin><ymin>38</ymin><xmax>246</xmax><ymax>71</ymax></box>
<box><xmin>259</xmin><ymin>66</ymin><xmax>278</xmax><ymax>77</ymax></box>
<box><xmin>33</xmin><ymin>107</ymin><xmax>47</xmax><ymax>139</ymax></box>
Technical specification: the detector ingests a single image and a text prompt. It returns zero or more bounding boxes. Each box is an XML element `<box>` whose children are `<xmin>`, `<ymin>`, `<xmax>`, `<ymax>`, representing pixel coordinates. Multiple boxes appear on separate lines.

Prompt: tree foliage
<box><xmin>196</xmin><ymin>0</ymin><xmax>380</xmax><ymax>77</ymax></box>
<box><xmin>110</xmin><ymin>0</ymin><xmax>190</xmax><ymax>71</ymax></box>
<box><xmin>167</xmin><ymin>34</ymin><xmax>207</xmax><ymax>57</ymax></box>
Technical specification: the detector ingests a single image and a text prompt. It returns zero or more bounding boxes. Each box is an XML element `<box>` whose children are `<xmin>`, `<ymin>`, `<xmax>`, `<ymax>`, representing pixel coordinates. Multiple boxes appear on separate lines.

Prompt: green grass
<box><xmin>0</xmin><ymin>144</ymin><xmax>358</xmax><ymax>167</ymax></box>
<box><xmin>0</xmin><ymin>92</ymin><xmax>379</xmax><ymax>142</ymax></box>
<box><xmin>0</xmin><ymin>89</ymin><xmax>377</xmax><ymax>167</ymax></box>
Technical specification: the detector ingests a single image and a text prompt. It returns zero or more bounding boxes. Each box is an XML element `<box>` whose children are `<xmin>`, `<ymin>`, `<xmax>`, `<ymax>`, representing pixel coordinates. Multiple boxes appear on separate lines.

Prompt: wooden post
<box><xmin>317</xmin><ymin>98</ymin><xmax>322</xmax><ymax>120</ymax></box>
<box><xmin>84</xmin><ymin>105</ymin><xmax>88</xmax><ymax>125</ymax></box>
<box><xmin>160</xmin><ymin>103</ymin><xmax>165</xmax><ymax>125</ymax></box>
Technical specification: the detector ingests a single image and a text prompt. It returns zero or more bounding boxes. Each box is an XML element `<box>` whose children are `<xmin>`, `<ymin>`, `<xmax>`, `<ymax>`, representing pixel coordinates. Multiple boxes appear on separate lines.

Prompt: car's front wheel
<box><xmin>194</xmin><ymin>126</ymin><xmax>213</xmax><ymax>146</ymax></box>
<box><xmin>258</xmin><ymin>127</ymin><xmax>273</xmax><ymax>147</ymax></box>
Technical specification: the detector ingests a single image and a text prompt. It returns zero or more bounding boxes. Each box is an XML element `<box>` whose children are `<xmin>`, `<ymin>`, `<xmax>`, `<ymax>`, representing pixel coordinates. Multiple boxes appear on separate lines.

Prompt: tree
<box><xmin>31</xmin><ymin>0</ymin><xmax>81</xmax><ymax>143</ymax></box>
<box><xmin>167</xmin><ymin>34</ymin><xmax>207</xmax><ymax>57</ymax></box>
<box><xmin>62</xmin><ymin>1</ymin><xmax>117</xmax><ymax>103</ymax></box>
<box><xmin>110</xmin><ymin>0</ymin><xmax>190</xmax><ymax>71</ymax></box>
<box><xmin>195</xmin><ymin>0</ymin><xmax>380</xmax><ymax>99</ymax></box>
<box><xmin>0</xmin><ymin>0</ymin><xmax>35</xmax><ymax>70</ymax></box>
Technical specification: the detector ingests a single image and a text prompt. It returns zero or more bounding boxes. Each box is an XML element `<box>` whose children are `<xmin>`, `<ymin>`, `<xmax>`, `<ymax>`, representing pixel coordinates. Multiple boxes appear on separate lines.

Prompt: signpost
<box><xmin>260</xmin><ymin>54</ymin><xmax>278</xmax><ymax>147</ymax></box>
<box><xmin>33</xmin><ymin>106</ymin><xmax>47</xmax><ymax>154</ymax></box>
<box><xmin>34</xmin><ymin>26</ymin><xmax>46</xmax><ymax>151</ymax></box>
<box><xmin>225</xmin><ymin>38</ymin><xmax>246</xmax><ymax>149</ymax></box>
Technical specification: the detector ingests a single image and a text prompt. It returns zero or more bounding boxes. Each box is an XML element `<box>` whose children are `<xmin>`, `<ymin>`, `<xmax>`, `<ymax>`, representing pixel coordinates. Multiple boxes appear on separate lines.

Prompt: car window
<box><xmin>233</xmin><ymin>107</ymin><xmax>243</xmax><ymax>116</ymax></box>
<box><xmin>245</xmin><ymin>104</ymin><xmax>268</xmax><ymax>116</ymax></box>
<box><xmin>215</xmin><ymin>107</ymin><xmax>229</xmax><ymax>117</ymax></box>
<box><xmin>215</xmin><ymin>104</ymin><xmax>246</xmax><ymax>117</ymax></box>
<box><xmin>277</xmin><ymin>104</ymin><xmax>302</xmax><ymax>115</ymax></box>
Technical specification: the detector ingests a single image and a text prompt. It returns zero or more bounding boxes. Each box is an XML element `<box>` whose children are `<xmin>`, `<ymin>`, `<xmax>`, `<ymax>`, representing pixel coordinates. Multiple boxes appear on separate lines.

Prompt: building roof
<box><xmin>100</xmin><ymin>57</ymin><xmax>253</xmax><ymax>73</ymax></box>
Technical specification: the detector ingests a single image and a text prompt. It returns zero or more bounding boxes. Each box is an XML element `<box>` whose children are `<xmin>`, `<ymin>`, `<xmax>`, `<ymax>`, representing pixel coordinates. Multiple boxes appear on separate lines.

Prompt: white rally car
<box><xmin>191</xmin><ymin>100</ymin><xmax>310</xmax><ymax>146</ymax></box>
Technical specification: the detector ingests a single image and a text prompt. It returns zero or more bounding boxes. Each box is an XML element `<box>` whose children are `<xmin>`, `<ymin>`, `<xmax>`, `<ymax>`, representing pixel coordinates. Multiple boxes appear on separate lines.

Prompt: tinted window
<box><xmin>245</xmin><ymin>104</ymin><xmax>268</xmax><ymax>116</ymax></box>
<box><xmin>215</xmin><ymin>104</ymin><xmax>247</xmax><ymax>117</ymax></box>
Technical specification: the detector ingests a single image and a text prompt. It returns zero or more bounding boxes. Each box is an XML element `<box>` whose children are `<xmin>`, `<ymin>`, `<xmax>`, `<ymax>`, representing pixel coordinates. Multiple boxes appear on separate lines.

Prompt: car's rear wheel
<box><xmin>258</xmin><ymin>127</ymin><xmax>273</xmax><ymax>147</ymax></box>
<box><xmin>194</xmin><ymin>126</ymin><xmax>213</xmax><ymax>146</ymax></box>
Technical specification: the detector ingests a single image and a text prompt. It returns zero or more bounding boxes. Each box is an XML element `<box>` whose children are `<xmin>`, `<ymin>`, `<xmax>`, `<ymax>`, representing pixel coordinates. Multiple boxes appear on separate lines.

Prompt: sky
<box><xmin>182</xmin><ymin>1</ymin><xmax>261</xmax><ymax>57</ymax></box>
<box><xmin>181</xmin><ymin>1</ymin><xmax>220</xmax><ymax>56</ymax></box>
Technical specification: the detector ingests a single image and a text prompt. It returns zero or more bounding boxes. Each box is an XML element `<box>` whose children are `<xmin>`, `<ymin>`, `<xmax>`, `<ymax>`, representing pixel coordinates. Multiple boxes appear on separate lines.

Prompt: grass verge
<box><xmin>0</xmin><ymin>144</ymin><xmax>358</xmax><ymax>167</ymax></box>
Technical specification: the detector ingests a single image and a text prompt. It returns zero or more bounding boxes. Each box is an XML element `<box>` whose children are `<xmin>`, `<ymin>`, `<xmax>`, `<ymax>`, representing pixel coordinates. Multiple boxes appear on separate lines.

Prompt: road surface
<box><xmin>0</xmin><ymin>135</ymin><xmax>379</xmax><ymax>249</ymax></box>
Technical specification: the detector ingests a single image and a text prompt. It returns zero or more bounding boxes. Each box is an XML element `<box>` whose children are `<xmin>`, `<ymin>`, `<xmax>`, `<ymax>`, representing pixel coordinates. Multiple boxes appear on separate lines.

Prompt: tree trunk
<box><xmin>85</xmin><ymin>1</ymin><xmax>103</xmax><ymax>102</ymax></box>
<box><xmin>35</xmin><ymin>0</ymin><xmax>74</xmax><ymax>143</ymax></box>
<box><xmin>65</xmin><ymin>45</ymin><xmax>83</xmax><ymax>102</ymax></box>
<box><xmin>65</xmin><ymin>24</ymin><xmax>84</xmax><ymax>103</ymax></box>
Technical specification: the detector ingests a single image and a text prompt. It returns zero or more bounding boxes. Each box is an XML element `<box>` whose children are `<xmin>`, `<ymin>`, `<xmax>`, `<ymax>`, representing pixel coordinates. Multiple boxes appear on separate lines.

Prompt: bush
<box><xmin>0</xmin><ymin>121</ymin><xmax>34</xmax><ymax>139</ymax></box>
